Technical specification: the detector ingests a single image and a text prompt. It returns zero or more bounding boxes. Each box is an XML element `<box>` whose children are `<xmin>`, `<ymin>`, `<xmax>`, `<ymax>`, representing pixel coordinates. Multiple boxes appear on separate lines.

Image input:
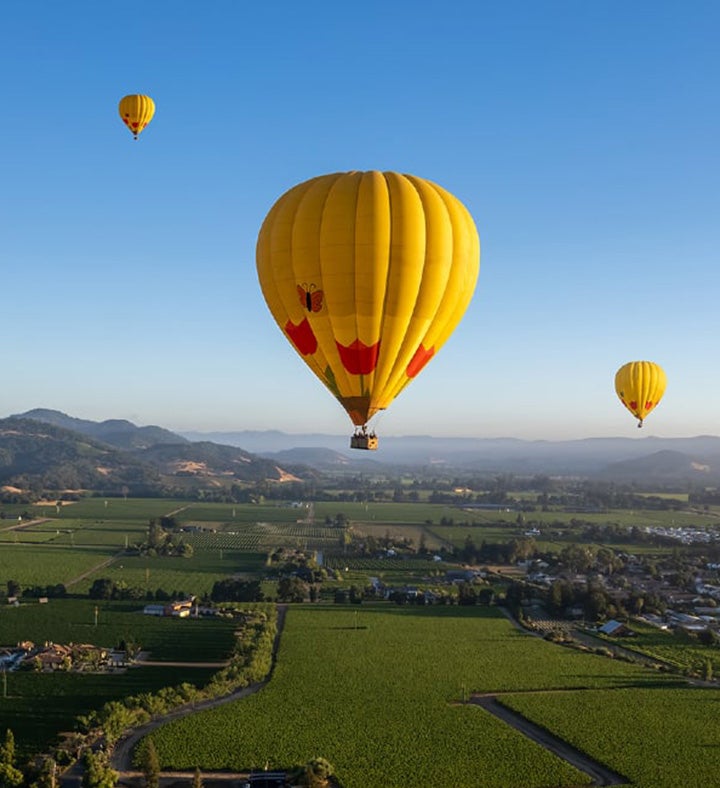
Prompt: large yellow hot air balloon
<box><xmin>615</xmin><ymin>361</ymin><xmax>667</xmax><ymax>428</ymax></box>
<box><xmin>118</xmin><ymin>94</ymin><xmax>155</xmax><ymax>139</ymax></box>
<box><xmin>256</xmin><ymin>170</ymin><xmax>480</xmax><ymax>449</ymax></box>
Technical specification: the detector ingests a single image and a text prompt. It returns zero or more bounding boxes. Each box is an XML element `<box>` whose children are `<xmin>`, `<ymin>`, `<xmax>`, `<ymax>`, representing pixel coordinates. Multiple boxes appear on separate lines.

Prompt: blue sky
<box><xmin>2</xmin><ymin>1</ymin><xmax>718</xmax><ymax>440</ymax></box>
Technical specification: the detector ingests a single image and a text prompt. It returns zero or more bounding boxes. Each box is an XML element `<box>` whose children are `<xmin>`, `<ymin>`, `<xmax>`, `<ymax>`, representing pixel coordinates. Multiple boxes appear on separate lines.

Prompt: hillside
<box><xmin>15</xmin><ymin>408</ymin><xmax>188</xmax><ymax>450</ymax></box>
<box><xmin>0</xmin><ymin>418</ymin><xmax>160</xmax><ymax>493</ymax></box>
<box><xmin>596</xmin><ymin>449</ymin><xmax>719</xmax><ymax>483</ymax></box>
<box><xmin>0</xmin><ymin>413</ymin><xmax>307</xmax><ymax>496</ymax></box>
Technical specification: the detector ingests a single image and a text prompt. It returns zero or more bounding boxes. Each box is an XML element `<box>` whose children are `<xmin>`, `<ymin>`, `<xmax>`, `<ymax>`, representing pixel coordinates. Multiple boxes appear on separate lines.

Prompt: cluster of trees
<box><xmin>129</xmin><ymin>520</ymin><xmax>193</xmax><ymax>558</ymax></box>
<box><xmin>88</xmin><ymin>579</ymin><xmax>190</xmax><ymax>601</ymax></box>
<box><xmin>267</xmin><ymin>547</ymin><xmax>327</xmax><ymax>583</ymax></box>
<box><xmin>343</xmin><ymin>526</ymin><xmax>418</xmax><ymax>557</ymax></box>
<box><xmin>6</xmin><ymin>582</ymin><xmax>67</xmax><ymax>600</ymax></box>
<box><xmin>456</xmin><ymin>535</ymin><xmax>537</xmax><ymax>566</ymax></box>
<box><xmin>546</xmin><ymin>577</ymin><xmax>667</xmax><ymax>621</ymax></box>
<box><xmin>210</xmin><ymin>579</ymin><xmax>264</xmax><ymax>603</ymax></box>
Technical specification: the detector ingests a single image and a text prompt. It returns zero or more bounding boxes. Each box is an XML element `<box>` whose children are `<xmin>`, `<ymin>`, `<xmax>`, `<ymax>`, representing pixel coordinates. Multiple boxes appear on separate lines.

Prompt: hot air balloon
<box><xmin>256</xmin><ymin>170</ymin><xmax>480</xmax><ymax>449</ymax></box>
<box><xmin>615</xmin><ymin>361</ymin><xmax>667</xmax><ymax>428</ymax></box>
<box><xmin>118</xmin><ymin>94</ymin><xmax>155</xmax><ymax>139</ymax></box>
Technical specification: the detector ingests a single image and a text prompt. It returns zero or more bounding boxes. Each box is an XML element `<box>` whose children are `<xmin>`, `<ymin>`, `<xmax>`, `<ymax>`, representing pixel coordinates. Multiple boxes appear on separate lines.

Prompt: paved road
<box><xmin>111</xmin><ymin>605</ymin><xmax>288</xmax><ymax>773</ymax></box>
<box><xmin>59</xmin><ymin>606</ymin><xmax>287</xmax><ymax>788</ymax></box>
<box><xmin>470</xmin><ymin>695</ymin><xmax>629</xmax><ymax>786</ymax></box>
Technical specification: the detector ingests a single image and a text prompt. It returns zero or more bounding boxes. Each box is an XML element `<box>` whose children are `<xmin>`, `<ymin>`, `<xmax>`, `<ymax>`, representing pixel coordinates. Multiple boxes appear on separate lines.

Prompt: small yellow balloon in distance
<box><xmin>118</xmin><ymin>94</ymin><xmax>155</xmax><ymax>139</ymax></box>
<box><xmin>614</xmin><ymin>361</ymin><xmax>667</xmax><ymax>428</ymax></box>
<box><xmin>256</xmin><ymin>170</ymin><xmax>480</xmax><ymax>449</ymax></box>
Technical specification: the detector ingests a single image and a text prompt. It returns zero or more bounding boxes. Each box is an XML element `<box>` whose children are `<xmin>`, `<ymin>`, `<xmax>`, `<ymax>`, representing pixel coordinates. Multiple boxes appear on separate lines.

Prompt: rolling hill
<box><xmin>0</xmin><ymin>411</ymin><xmax>307</xmax><ymax>495</ymax></box>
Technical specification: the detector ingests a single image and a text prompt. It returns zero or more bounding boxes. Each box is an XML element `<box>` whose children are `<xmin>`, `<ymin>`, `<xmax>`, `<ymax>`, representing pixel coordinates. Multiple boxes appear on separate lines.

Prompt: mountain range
<box><xmin>0</xmin><ymin>410</ymin><xmax>304</xmax><ymax>495</ymax></box>
<box><xmin>3</xmin><ymin>409</ymin><xmax>720</xmax><ymax>491</ymax></box>
<box><xmin>182</xmin><ymin>428</ymin><xmax>720</xmax><ymax>483</ymax></box>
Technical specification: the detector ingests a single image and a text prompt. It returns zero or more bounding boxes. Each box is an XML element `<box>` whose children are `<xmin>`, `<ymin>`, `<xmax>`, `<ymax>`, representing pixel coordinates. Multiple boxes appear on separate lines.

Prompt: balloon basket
<box><xmin>350</xmin><ymin>431</ymin><xmax>378</xmax><ymax>451</ymax></box>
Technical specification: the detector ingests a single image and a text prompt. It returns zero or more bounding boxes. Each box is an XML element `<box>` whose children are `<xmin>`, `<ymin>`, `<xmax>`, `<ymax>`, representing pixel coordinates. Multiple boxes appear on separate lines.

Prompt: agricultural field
<box><xmin>349</xmin><ymin>522</ymin><xmax>446</xmax><ymax>551</ymax></box>
<box><xmin>0</xmin><ymin>544</ymin><xmax>118</xmax><ymax>588</ymax></box>
<box><xmin>0</xmin><ymin>598</ymin><xmax>238</xmax><ymax>661</ymax></box>
<box><xmin>0</xmin><ymin>598</ymin><xmax>238</xmax><ymax>760</ymax></box>
<box><xmin>503</xmin><ymin>686</ymin><xmax>720</xmax><ymax>788</ymax></box>
<box><xmin>1</xmin><ymin>664</ymin><xmax>219</xmax><ymax>762</ymax></box>
<box><xmin>72</xmin><ymin>550</ymin><xmax>268</xmax><ymax>598</ymax></box>
<box><xmin>3</xmin><ymin>494</ymin><xmax>720</xmax><ymax>785</ymax></box>
<box><xmin>313</xmin><ymin>500</ymin><xmax>463</xmax><ymax>524</ymax></box>
<box><xmin>147</xmin><ymin>605</ymin><xmax>687</xmax><ymax>788</ymax></box>
<box><xmin>0</xmin><ymin>500</ymin><xmax>341</xmax><ymax>593</ymax></box>
<box><xmin>34</xmin><ymin>498</ymin><xmax>191</xmax><ymax>521</ymax></box>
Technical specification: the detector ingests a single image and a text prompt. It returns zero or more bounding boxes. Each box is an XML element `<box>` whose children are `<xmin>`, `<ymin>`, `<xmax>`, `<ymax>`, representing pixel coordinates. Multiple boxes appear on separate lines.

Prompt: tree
<box><xmin>293</xmin><ymin>757</ymin><xmax>335</xmax><ymax>787</ymax></box>
<box><xmin>210</xmin><ymin>579</ymin><xmax>263</xmax><ymax>603</ymax></box>
<box><xmin>277</xmin><ymin>577</ymin><xmax>308</xmax><ymax>603</ymax></box>
<box><xmin>418</xmin><ymin>531</ymin><xmax>428</xmax><ymax>554</ymax></box>
<box><xmin>0</xmin><ymin>763</ymin><xmax>23</xmax><ymax>788</ymax></box>
<box><xmin>88</xmin><ymin>578</ymin><xmax>115</xmax><ymax>600</ymax></box>
<box><xmin>457</xmin><ymin>582</ymin><xmax>478</xmax><ymax>606</ymax></box>
<box><xmin>147</xmin><ymin>520</ymin><xmax>166</xmax><ymax>550</ymax></box>
<box><xmin>477</xmin><ymin>587</ymin><xmax>495</xmax><ymax>605</ymax></box>
<box><xmin>81</xmin><ymin>751</ymin><xmax>117</xmax><ymax>788</ymax></box>
<box><xmin>703</xmin><ymin>659</ymin><xmax>713</xmax><ymax>681</ymax></box>
<box><xmin>0</xmin><ymin>729</ymin><xmax>22</xmax><ymax>788</ymax></box>
<box><xmin>142</xmin><ymin>739</ymin><xmax>160</xmax><ymax>788</ymax></box>
<box><xmin>0</xmin><ymin>730</ymin><xmax>15</xmax><ymax>767</ymax></box>
<box><xmin>30</xmin><ymin>757</ymin><xmax>58</xmax><ymax>788</ymax></box>
<box><xmin>192</xmin><ymin>767</ymin><xmax>203</xmax><ymax>788</ymax></box>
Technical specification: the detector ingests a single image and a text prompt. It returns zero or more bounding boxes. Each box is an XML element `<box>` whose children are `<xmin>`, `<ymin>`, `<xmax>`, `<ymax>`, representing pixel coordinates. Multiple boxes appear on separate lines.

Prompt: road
<box><xmin>60</xmin><ymin>602</ymin><xmax>661</xmax><ymax>787</ymax></box>
<box><xmin>58</xmin><ymin>606</ymin><xmax>287</xmax><ymax>788</ymax></box>
<box><xmin>470</xmin><ymin>694</ymin><xmax>629</xmax><ymax>786</ymax></box>
<box><xmin>110</xmin><ymin>605</ymin><xmax>287</xmax><ymax>774</ymax></box>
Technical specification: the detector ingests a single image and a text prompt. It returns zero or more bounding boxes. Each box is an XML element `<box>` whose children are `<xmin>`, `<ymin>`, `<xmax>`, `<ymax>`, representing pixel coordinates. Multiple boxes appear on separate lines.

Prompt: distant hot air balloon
<box><xmin>615</xmin><ymin>361</ymin><xmax>667</xmax><ymax>428</ymax></box>
<box><xmin>256</xmin><ymin>170</ymin><xmax>480</xmax><ymax>449</ymax></box>
<box><xmin>118</xmin><ymin>94</ymin><xmax>155</xmax><ymax>139</ymax></box>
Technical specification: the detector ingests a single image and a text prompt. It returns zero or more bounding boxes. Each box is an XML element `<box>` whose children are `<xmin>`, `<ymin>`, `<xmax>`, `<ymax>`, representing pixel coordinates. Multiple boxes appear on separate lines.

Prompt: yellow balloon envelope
<box><xmin>256</xmin><ymin>171</ymin><xmax>480</xmax><ymax>448</ymax></box>
<box><xmin>118</xmin><ymin>94</ymin><xmax>155</xmax><ymax>139</ymax></box>
<box><xmin>614</xmin><ymin>361</ymin><xmax>667</xmax><ymax>427</ymax></box>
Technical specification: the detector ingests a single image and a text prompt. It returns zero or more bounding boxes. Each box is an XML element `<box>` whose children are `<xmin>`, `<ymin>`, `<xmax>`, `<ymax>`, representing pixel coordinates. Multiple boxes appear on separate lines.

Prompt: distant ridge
<box><xmin>15</xmin><ymin>408</ymin><xmax>186</xmax><ymax>450</ymax></box>
<box><xmin>2</xmin><ymin>410</ymin><xmax>306</xmax><ymax>492</ymax></box>
<box><xmin>181</xmin><ymin>428</ymin><xmax>720</xmax><ymax>479</ymax></box>
<box><xmin>6</xmin><ymin>410</ymin><xmax>720</xmax><ymax>483</ymax></box>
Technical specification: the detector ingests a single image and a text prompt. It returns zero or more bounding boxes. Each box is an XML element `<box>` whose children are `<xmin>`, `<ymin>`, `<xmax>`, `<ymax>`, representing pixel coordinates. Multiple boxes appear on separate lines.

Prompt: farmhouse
<box><xmin>598</xmin><ymin>620</ymin><xmax>634</xmax><ymax>637</ymax></box>
<box><xmin>143</xmin><ymin>599</ymin><xmax>194</xmax><ymax>617</ymax></box>
<box><xmin>20</xmin><ymin>642</ymin><xmax>109</xmax><ymax>671</ymax></box>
